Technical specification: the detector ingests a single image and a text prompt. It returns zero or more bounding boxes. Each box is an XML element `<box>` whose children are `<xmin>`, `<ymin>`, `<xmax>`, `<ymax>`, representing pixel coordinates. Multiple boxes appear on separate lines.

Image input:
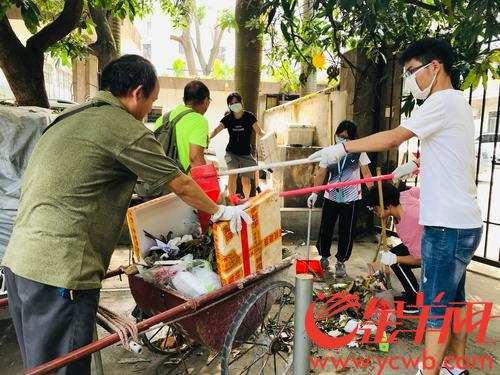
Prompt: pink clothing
<box><xmin>395</xmin><ymin>187</ymin><xmax>423</xmax><ymax>259</ymax></box>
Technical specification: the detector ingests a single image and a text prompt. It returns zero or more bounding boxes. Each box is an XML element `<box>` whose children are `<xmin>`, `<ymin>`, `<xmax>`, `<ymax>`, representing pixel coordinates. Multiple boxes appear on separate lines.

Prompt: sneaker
<box><xmin>403</xmin><ymin>302</ymin><xmax>419</xmax><ymax>314</ymax></box>
<box><xmin>0</xmin><ymin>268</ymin><xmax>7</xmax><ymax>298</ymax></box>
<box><xmin>441</xmin><ymin>366</ymin><xmax>469</xmax><ymax>375</ymax></box>
<box><xmin>320</xmin><ymin>257</ymin><xmax>329</xmax><ymax>271</ymax></box>
<box><xmin>417</xmin><ymin>362</ymin><xmax>469</xmax><ymax>375</ymax></box>
<box><xmin>335</xmin><ymin>262</ymin><xmax>347</xmax><ymax>278</ymax></box>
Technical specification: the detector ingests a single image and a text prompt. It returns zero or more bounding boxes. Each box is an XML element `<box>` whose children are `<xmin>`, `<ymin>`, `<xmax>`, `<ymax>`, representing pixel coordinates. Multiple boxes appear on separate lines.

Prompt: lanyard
<box><xmin>335</xmin><ymin>155</ymin><xmax>348</xmax><ymax>202</ymax></box>
<box><xmin>337</xmin><ymin>155</ymin><xmax>348</xmax><ymax>177</ymax></box>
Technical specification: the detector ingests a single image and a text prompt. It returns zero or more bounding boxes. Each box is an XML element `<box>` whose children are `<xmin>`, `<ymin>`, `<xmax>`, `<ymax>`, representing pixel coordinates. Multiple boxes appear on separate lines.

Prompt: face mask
<box><xmin>404</xmin><ymin>63</ymin><xmax>436</xmax><ymax>101</ymax></box>
<box><xmin>335</xmin><ymin>135</ymin><xmax>347</xmax><ymax>144</ymax></box>
<box><xmin>229</xmin><ymin>103</ymin><xmax>243</xmax><ymax>113</ymax></box>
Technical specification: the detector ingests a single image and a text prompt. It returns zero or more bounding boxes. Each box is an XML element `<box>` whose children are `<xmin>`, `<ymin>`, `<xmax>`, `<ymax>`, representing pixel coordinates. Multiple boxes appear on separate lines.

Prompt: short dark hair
<box><xmin>335</xmin><ymin>120</ymin><xmax>357</xmax><ymax>140</ymax></box>
<box><xmin>227</xmin><ymin>92</ymin><xmax>242</xmax><ymax>105</ymax></box>
<box><xmin>365</xmin><ymin>183</ymin><xmax>400</xmax><ymax>209</ymax></box>
<box><xmin>100</xmin><ymin>55</ymin><xmax>157</xmax><ymax>98</ymax></box>
<box><xmin>183</xmin><ymin>80</ymin><xmax>210</xmax><ymax>105</ymax></box>
<box><xmin>399</xmin><ymin>38</ymin><xmax>453</xmax><ymax>74</ymax></box>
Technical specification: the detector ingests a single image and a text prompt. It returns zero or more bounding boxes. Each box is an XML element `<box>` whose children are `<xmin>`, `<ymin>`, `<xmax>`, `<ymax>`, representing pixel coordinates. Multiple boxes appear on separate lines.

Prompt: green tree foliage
<box><xmin>172</xmin><ymin>57</ymin><xmax>185</xmax><ymax>77</ymax></box>
<box><xmin>262</xmin><ymin>0</ymin><xmax>500</xmax><ymax>92</ymax></box>
<box><xmin>211</xmin><ymin>58</ymin><xmax>234</xmax><ymax>80</ymax></box>
<box><xmin>0</xmin><ymin>0</ymin><xmax>152</xmax><ymax>107</ymax></box>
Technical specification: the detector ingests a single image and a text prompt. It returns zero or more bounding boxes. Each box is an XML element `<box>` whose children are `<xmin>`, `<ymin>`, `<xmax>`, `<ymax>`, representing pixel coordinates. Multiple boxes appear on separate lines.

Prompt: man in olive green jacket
<box><xmin>2</xmin><ymin>55</ymin><xmax>249</xmax><ymax>374</ymax></box>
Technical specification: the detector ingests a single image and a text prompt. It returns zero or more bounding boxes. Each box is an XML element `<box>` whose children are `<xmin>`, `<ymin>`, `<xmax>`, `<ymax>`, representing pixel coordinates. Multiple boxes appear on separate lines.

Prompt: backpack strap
<box><xmin>42</xmin><ymin>100</ymin><xmax>110</xmax><ymax>135</ymax></box>
<box><xmin>166</xmin><ymin>108</ymin><xmax>195</xmax><ymax>127</ymax></box>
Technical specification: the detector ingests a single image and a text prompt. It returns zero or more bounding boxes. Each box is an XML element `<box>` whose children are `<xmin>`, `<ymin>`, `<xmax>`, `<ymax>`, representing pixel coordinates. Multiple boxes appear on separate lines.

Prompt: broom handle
<box><xmin>280</xmin><ymin>173</ymin><xmax>394</xmax><ymax>197</ymax></box>
<box><xmin>279</xmin><ymin>170</ymin><xmax>419</xmax><ymax>197</ymax></box>
<box><xmin>376</xmin><ymin>167</ymin><xmax>392</xmax><ymax>289</ymax></box>
<box><xmin>218</xmin><ymin>157</ymin><xmax>320</xmax><ymax>176</ymax></box>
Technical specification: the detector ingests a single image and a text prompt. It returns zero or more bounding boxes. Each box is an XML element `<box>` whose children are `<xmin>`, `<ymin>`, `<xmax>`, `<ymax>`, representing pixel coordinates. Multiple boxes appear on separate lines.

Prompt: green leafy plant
<box><xmin>172</xmin><ymin>58</ymin><xmax>186</xmax><ymax>77</ymax></box>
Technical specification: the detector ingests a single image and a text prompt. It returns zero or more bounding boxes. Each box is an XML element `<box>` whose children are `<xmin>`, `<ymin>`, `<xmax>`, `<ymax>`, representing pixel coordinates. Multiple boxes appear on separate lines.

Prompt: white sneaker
<box><xmin>0</xmin><ymin>268</ymin><xmax>7</xmax><ymax>298</ymax></box>
<box><xmin>417</xmin><ymin>362</ymin><xmax>468</xmax><ymax>375</ymax></box>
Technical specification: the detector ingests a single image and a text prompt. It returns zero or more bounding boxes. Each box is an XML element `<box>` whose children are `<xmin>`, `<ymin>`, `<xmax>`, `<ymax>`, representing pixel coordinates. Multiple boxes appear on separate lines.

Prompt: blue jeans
<box><xmin>421</xmin><ymin>226</ymin><xmax>482</xmax><ymax>328</ymax></box>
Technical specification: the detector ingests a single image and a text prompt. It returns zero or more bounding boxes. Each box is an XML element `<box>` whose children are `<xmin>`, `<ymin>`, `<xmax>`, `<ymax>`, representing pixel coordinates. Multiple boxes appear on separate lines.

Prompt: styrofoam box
<box><xmin>260</xmin><ymin>131</ymin><xmax>279</xmax><ymax>163</ymax></box>
<box><xmin>127</xmin><ymin>193</ymin><xmax>200</xmax><ymax>261</ymax></box>
<box><xmin>284</xmin><ymin>123</ymin><xmax>315</xmax><ymax>146</ymax></box>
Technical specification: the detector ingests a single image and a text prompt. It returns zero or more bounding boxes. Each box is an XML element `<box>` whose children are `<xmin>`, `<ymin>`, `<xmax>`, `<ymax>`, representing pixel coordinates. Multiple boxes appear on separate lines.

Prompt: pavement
<box><xmin>0</xmin><ymin>237</ymin><xmax>499</xmax><ymax>374</ymax></box>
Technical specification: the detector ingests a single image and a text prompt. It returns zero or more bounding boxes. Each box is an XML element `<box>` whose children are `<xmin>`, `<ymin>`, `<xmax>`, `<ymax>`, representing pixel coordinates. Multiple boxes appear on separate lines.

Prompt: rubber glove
<box><xmin>392</xmin><ymin>161</ymin><xmax>418</xmax><ymax>180</ymax></box>
<box><xmin>379</xmin><ymin>251</ymin><xmax>398</xmax><ymax>266</ymax></box>
<box><xmin>307</xmin><ymin>193</ymin><xmax>318</xmax><ymax>208</ymax></box>
<box><xmin>211</xmin><ymin>204</ymin><xmax>253</xmax><ymax>233</ymax></box>
<box><xmin>308</xmin><ymin>144</ymin><xmax>347</xmax><ymax>168</ymax></box>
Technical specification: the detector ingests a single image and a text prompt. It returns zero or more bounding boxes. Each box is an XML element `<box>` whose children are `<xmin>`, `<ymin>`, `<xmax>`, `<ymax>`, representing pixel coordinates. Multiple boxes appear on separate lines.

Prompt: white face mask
<box><xmin>229</xmin><ymin>103</ymin><xmax>243</xmax><ymax>113</ymax></box>
<box><xmin>335</xmin><ymin>135</ymin><xmax>347</xmax><ymax>144</ymax></box>
<box><xmin>404</xmin><ymin>63</ymin><xmax>437</xmax><ymax>101</ymax></box>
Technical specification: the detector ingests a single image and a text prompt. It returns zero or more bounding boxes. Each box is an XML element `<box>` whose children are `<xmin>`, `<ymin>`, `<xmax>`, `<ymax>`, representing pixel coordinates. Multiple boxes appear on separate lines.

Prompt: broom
<box><xmin>375</xmin><ymin>167</ymin><xmax>392</xmax><ymax>290</ymax></box>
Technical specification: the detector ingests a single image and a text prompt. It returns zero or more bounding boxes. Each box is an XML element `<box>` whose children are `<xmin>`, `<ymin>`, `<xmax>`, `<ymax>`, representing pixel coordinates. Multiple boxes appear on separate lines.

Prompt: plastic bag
<box><xmin>171</xmin><ymin>271</ymin><xmax>208</xmax><ymax>298</ymax></box>
<box><xmin>192</xmin><ymin>267</ymin><xmax>222</xmax><ymax>292</ymax></box>
<box><xmin>141</xmin><ymin>266</ymin><xmax>178</xmax><ymax>288</ymax></box>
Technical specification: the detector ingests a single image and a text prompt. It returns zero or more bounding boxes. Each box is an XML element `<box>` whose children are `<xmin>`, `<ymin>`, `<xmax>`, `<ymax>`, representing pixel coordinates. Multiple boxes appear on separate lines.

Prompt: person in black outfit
<box><xmin>307</xmin><ymin>121</ymin><xmax>373</xmax><ymax>277</ymax></box>
<box><xmin>210</xmin><ymin>92</ymin><xmax>265</xmax><ymax>198</ymax></box>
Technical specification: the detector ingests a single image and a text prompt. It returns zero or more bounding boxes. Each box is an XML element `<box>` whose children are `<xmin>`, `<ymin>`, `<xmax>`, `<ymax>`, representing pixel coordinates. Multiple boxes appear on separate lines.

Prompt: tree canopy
<box><xmin>261</xmin><ymin>0</ymin><xmax>499</xmax><ymax>94</ymax></box>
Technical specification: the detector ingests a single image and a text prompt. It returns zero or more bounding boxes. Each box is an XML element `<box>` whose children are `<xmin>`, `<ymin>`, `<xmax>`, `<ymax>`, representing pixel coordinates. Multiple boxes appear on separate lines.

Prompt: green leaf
<box><xmin>460</xmin><ymin>67</ymin><xmax>479</xmax><ymax>91</ymax></box>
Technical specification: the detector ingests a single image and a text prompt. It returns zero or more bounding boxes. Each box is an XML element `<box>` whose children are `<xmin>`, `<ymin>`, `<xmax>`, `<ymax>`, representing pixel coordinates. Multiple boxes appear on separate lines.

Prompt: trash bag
<box><xmin>141</xmin><ymin>266</ymin><xmax>178</xmax><ymax>288</ymax></box>
<box><xmin>171</xmin><ymin>271</ymin><xmax>208</xmax><ymax>298</ymax></box>
<box><xmin>192</xmin><ymin>267</ymin><xmax>222</xmax><ymax>292</ymax></box>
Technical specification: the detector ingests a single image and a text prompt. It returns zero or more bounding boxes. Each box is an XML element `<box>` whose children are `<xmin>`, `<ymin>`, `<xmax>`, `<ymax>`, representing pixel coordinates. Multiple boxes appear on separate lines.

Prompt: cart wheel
<box><xmin>133</xmin><ymin>306</ymin><xmax>188</xmax><ymax>355</ymax></box>
<box><xmin>221</xmin><ymin>281</ymin><xmax>295</xmax><ymax>374</ymax></box>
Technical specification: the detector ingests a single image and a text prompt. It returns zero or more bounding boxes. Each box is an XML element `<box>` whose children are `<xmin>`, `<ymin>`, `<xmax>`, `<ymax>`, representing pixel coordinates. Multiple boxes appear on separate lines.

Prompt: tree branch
<box><xmin>404</xmin><ymin>0</ymin><xmax>446</xmax><ymax>14</ymax></box>
<box><xmin>193</xmin><ymin>19</ymin><xmax>207</xmax><ymax>74</ymax></box>
<box><xmin>88</xmin><ymin>5</ymin><xmax>118</xmax><ymax>70</ymax></box>
<box><xmin>27</xmin><ymin>0</ymin><xmax>84</xmax><ymax>53</ymax></box>
<box><xmin>207</xmin><ymin>27</ymin><xmax>224</xmax><ymax>73</ymax></box>
<box><xmin>0</xmin><ymin>16</ymin><xmax>26</xmax><ymax>64</ymax></box>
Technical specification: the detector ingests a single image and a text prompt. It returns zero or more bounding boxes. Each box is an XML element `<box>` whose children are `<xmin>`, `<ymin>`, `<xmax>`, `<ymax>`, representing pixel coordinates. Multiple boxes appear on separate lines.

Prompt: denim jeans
<box><xmin>421</xmin><ymin>226</ymin><xmax>482</xmax><ymax>328</ymax></box>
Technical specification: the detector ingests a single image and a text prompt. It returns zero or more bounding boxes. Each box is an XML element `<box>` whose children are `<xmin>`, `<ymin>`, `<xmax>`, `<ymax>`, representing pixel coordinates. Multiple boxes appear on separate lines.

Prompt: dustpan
<box><xmin>295</xmin><ymin>207</ymin><xmax>324</xmax><ymax>280</ymax></box>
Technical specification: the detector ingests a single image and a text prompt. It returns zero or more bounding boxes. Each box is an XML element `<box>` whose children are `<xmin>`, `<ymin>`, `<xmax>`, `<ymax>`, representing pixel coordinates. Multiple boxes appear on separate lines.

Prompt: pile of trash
<box><xmin>138</xmin><ymin>228</ymin><xmax>221</xmax><ymax>298</ymax></box>
<box><xmin>313</xmin><ymin>271</ymin><xmax>394</xmax><ymax>352</ymax></box>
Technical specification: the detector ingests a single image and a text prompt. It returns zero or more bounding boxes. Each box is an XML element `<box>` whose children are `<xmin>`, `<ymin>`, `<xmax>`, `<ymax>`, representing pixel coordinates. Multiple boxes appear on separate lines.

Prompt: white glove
<box><xmin>307</xmin><ymin>193</ymin><xmax>318</xmax><ymax>208</ymax></box>
<box><xmin>379</xmin><ymin>251</ymin><xmax>398</xmax><ymax>266</ymax></box>
<box><xmin>392</xmin><ymin>161</ymin><xmax>418</xmax><ymax>180</ymax></box>
<box><xmin>308</xmin><ymin>144</ymin><xmax>347</xmax><ymax>168</ymax></box>
<box><xmin>211</xmin><ymin>204</ymin><xmax>253</xmax><ymax>233</ymax></box>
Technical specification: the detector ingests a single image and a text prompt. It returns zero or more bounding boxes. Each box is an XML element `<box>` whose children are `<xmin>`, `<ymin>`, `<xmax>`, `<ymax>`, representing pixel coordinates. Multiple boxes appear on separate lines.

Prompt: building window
<box><xmin>143</xmin><ymin>43</ymin><xmax>151</xmax><ymax>60</ymax></box>
<box><xmin>488</xmin><ymin>111</ymin><xmax>498</xmax><ymax>133</ymax></box>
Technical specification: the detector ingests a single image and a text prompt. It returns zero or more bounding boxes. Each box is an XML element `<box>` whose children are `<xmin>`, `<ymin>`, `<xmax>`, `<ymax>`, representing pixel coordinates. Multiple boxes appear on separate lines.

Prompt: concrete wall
<box><xmin>262</xmin><ymin>88</ymin><xmax>348</xmax><ymax>148</ymax></box>
<box><xmin>72</xmin><ymin>56</ymin><xmax>99</xmax><ymax>103</ymax></box>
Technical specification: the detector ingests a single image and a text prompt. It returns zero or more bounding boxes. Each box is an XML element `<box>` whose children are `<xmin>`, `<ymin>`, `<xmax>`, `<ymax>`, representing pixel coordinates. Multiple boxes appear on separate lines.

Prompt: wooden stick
<box><xmin>376</xmin><ymin>167</ymin><xmax>392</xmax><ymax>289</ymax></box>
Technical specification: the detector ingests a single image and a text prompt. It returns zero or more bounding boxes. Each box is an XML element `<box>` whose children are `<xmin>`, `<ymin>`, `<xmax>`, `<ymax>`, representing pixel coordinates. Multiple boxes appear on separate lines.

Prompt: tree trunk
<box><xmin>235</xmin><ymin>0</ymin><xmax>262</xmax><ymax>156</ymax></box>
<box><xmin>0</xmin><ymin>26</ymin><xmax>48</xmax><ymax>107</ymax></box>
<box><xmin>205</xmin><ymin>27</ymin><xmax>224</xmax><ymax>75</ymax></box>
<box><xmin>235</xmin><ymin>0</ymin><xmax>262</xmax><ymax>115</ymax></box>
<box><xmin>193</xmin><ymin>20</ymin><xmax>208</xmax><ymax>74</ymax></box>
<box><xmin>0</xmin><ymin>0</ymin><xmax>84</xmax><ymax>107</ymax></box>
<box><xmin>171</xmin><ymin>28</ymin><xmax>197</xmax><ymax>76</ymax></box>
<box><xmin>89</xmin><ymin>6</ymin><xmax>118</xmax><ymax>75</ymax></box>
<box><xmin>299</xmin><ymin>0</ymin><xmax>317</xmax><ymax>96</ymax></box>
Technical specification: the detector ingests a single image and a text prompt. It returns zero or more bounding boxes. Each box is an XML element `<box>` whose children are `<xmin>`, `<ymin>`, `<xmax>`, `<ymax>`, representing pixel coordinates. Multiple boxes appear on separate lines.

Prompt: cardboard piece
<box><xmin>127</xmin><ymin>193</ymin><xmax>200</xmax><ymax>261</ymax></box>
<box><xmin>213</xmin><ymin>190</ymin><xmax>282</xmax><ymax>285</ymax></box>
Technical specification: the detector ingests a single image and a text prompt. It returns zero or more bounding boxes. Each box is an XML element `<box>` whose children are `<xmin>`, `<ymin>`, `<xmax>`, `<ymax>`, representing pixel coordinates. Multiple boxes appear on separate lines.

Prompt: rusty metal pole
<box><xmin>293</xmin><ymin>273</ymin><xmax>313</xmax><ymax>374</ymax></box>
<box><xmin>92</xmin><ymin>325</ymin><xmax>104</xmax><ymax>375</ymax></box>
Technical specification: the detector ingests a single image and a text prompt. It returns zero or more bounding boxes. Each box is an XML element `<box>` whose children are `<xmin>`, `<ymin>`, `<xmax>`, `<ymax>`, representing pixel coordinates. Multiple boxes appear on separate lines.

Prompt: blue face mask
<box><xmin>335</xmin><ymin>135</ymin><xmax>347</xmax><ymax>144</ymax></box>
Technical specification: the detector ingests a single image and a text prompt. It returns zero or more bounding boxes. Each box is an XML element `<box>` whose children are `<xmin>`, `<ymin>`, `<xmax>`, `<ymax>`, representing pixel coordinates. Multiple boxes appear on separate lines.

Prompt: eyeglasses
<box><xmin>402</xmin><ymin>62</ymin><xmax>432</xmax><ymax>79</ymax></box>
